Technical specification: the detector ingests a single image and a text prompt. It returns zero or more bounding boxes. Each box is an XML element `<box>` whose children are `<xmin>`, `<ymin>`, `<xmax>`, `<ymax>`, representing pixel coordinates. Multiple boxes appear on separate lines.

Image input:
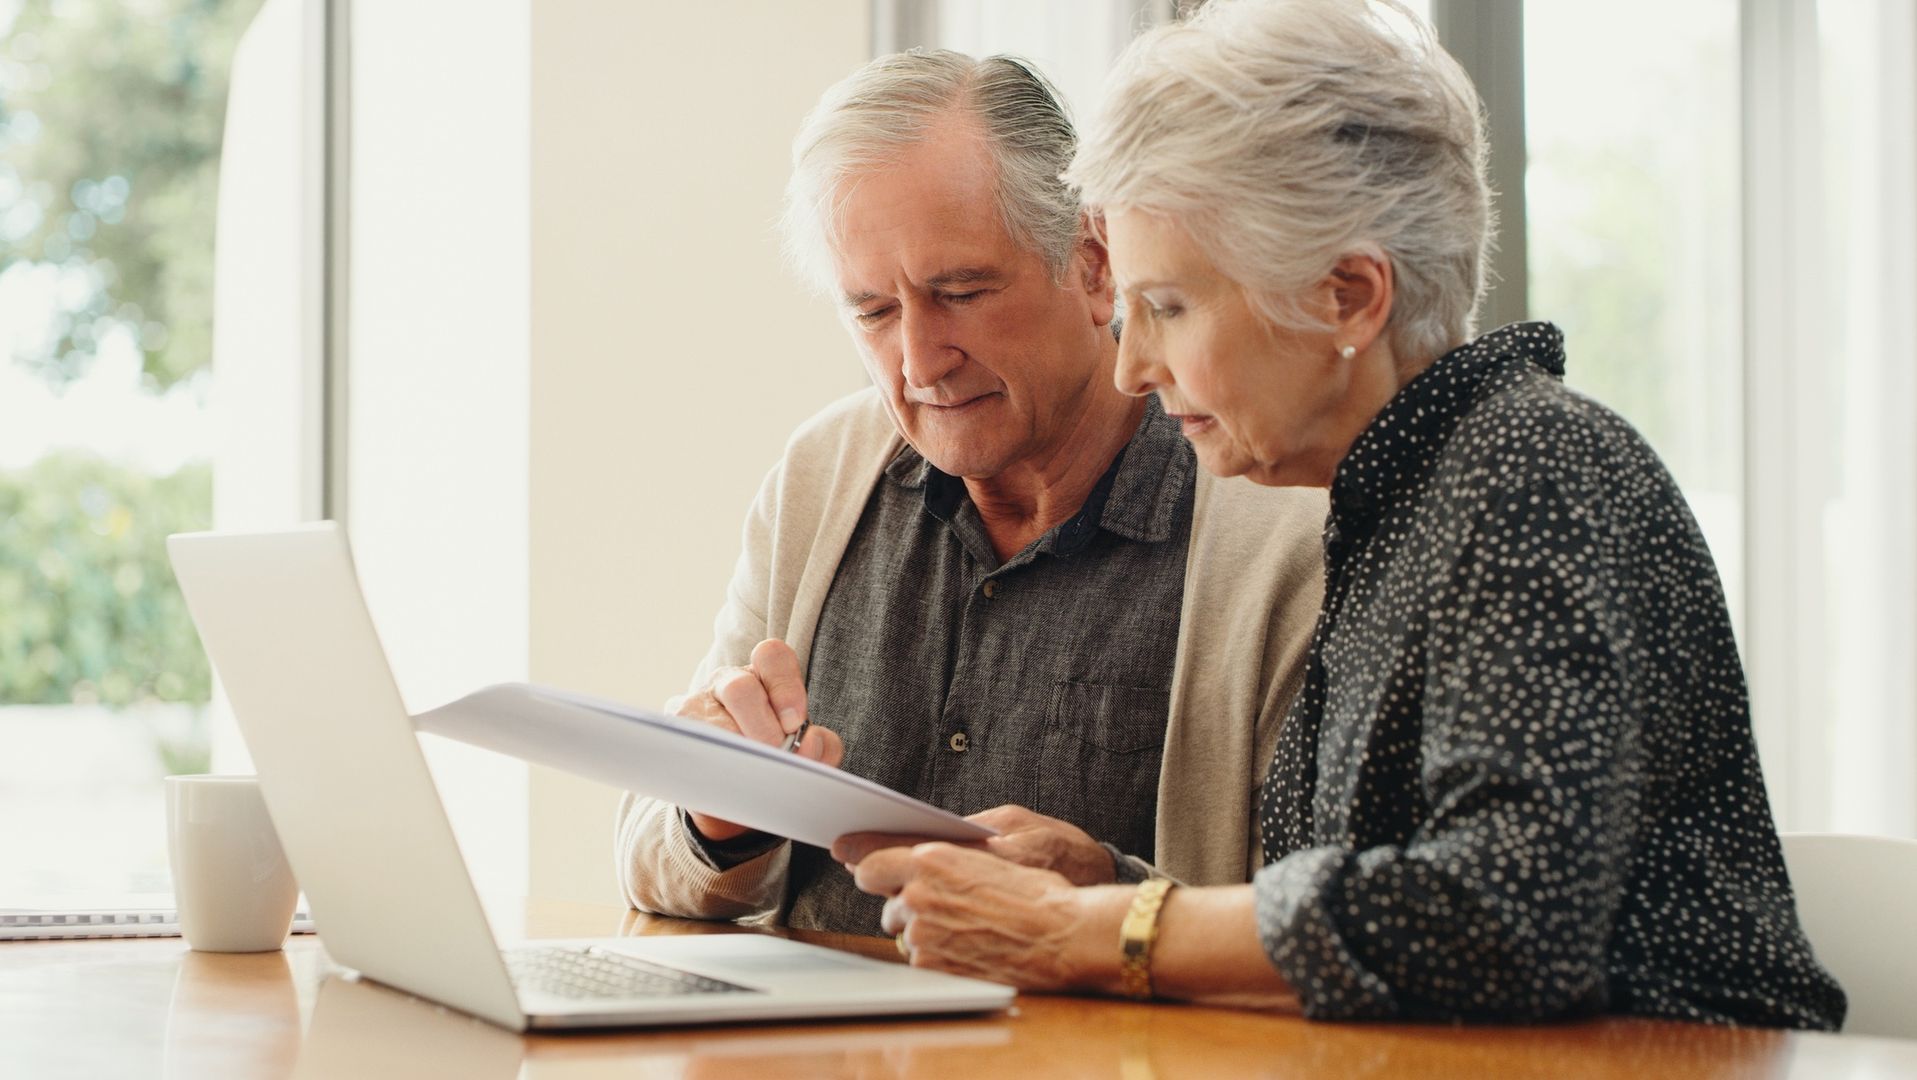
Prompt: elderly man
<box><xmin>614</xmin><ymin>50</ymin><xmax>1323</xmax><ymax>934</ymax></box>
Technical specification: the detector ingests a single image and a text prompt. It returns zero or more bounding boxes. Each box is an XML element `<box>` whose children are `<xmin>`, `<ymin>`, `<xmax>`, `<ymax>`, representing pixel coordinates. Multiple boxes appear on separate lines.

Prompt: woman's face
<box><xmin>1105</xmin><ymin>208</ymin><xmax>1356</xmax><ymax>488</ymax></box>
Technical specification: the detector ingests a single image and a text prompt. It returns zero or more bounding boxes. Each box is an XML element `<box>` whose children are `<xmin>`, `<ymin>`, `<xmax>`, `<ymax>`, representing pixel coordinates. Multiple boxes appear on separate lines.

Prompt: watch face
<box><xmin>1121</xmin><ymin>890</ymin><xmax>1166</xmax><ymax>950</ymax></box>
<box><xmin>1119</xmin><ymin>879</ymin><xmax>1174</xmax><ymax>998</ymax></box>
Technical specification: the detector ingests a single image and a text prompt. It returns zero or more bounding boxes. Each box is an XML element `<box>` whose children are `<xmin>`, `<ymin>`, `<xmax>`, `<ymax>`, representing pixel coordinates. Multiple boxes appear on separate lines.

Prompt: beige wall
<box><xmin>528</xmin><ymin>2</ymin><xmax>870</xmax><ymax>903</ymax></box>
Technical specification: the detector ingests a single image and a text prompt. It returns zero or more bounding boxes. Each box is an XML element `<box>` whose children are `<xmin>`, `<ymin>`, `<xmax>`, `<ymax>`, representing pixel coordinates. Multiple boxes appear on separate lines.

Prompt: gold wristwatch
<box><xmin>1118</xmin><ymin>877</ymin><xmax>1176</xmax><ymax>1000</ymax></box>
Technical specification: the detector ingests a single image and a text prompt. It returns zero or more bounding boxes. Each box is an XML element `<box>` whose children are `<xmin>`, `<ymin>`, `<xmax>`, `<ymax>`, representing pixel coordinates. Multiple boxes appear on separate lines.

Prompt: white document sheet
<box><xmin>413</xmin><ymin>683</ymin><xmax>995</xmax><ymax>850</ymax></box>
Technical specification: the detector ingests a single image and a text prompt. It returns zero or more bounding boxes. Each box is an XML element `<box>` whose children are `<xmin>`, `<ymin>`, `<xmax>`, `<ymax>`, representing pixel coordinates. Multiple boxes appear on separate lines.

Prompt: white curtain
<box><xmin>1745</xmin><ymin>0</ymin><xmax>1917</xmax><ymax>838</ymax></box>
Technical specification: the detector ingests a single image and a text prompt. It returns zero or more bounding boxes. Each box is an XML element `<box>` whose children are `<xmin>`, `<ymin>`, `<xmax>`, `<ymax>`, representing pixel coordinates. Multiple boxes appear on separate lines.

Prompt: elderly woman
<box><xmin>836</xmin><ymin>0</ymin><xmax>1845</xmax><ymax>1029</ymax></box>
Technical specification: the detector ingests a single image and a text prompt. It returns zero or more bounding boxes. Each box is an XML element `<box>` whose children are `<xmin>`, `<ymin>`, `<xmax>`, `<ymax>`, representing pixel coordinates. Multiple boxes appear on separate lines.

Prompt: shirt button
<box><xmin>948</xmin><ymin>731</ymin><xmax>970</xmax><ymax>753</ymax></box>
<box><xmin>981</xmin><ymin>580</ymin><xmax>998</xmax><ymax>599</ymax></box>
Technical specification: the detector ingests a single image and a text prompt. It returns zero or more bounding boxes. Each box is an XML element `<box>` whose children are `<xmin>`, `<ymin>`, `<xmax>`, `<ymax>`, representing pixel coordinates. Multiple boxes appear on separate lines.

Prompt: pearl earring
<box><xmin>1339</xmin><ymin>344</ymin><xmax>1357</xmax><ymax>360</ymax></box>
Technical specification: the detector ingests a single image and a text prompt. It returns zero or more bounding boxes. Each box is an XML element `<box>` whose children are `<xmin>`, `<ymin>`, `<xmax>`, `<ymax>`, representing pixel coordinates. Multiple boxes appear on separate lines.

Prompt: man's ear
<box><xmin>1075</xmin><ymin>212</ymin><xmax>1117</xmax><ymax>328</ymax></box>
<box><xmin>1327</xmin><ymin>250</ymin><xmax>1394</xmax><ymax>355</ymax></box>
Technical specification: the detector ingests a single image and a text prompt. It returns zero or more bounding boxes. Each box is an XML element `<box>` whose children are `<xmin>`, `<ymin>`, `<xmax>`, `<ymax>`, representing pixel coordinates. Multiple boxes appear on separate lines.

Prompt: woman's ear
<box><xmin>1328</xmin><ymin>250</ymin><xmax>1394</xmax><ymax>355</ymax></box>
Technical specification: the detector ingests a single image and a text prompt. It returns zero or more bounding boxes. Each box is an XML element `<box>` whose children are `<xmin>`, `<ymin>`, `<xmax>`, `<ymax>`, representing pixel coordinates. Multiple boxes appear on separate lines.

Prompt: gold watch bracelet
<box><xmin>1118</xmin><ymin>877</ymin><xmax>1176</xmax><ymax>1000</ymax></box>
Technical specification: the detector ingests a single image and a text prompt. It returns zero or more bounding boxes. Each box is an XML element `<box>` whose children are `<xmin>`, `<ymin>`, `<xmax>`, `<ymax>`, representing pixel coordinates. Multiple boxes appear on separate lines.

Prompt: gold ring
<box><xmin>895</xmin><ymin>932</ymin><xmax>910</xmax><ymax>958</ymax></box>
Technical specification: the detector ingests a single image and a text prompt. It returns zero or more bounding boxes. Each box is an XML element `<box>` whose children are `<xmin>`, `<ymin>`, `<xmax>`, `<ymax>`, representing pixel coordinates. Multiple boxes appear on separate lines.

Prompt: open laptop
<box><xmin>166</xmin><ymin>522</ymin><xmax>1014</xmax><ymax>1032</ymax></box>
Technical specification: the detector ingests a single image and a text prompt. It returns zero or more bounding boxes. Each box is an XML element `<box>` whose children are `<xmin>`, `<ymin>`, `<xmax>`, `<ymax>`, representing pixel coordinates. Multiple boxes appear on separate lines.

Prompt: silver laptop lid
<box><xmin>168</xmin><ymin>523</ymin><xmax>525</xmax><ymax>1031</ymax></box>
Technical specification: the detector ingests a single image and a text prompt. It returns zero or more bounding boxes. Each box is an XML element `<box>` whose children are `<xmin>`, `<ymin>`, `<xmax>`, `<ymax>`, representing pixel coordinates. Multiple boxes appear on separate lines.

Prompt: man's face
<box><xmin>828</xmin><ymin>118</ymin><xmax>1115</xmax><ymax>480</ymax></box>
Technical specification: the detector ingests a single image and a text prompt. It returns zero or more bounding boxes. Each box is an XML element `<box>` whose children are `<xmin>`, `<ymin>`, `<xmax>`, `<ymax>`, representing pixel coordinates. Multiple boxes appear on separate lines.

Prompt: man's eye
<box><xmin>943</xmin><ymin>290</ymin><xmax>984</xmax><ymax>305</ymax></box>
<box><xmin>854</xmin><ymin>307</ymin><xmax>894</xmax><ymax>324</ymax></box>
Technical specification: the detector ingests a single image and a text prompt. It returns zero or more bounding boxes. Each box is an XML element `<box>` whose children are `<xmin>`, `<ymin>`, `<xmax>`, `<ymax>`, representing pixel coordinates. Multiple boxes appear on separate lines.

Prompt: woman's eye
<box><xmin>1135</xmin><ymin>293</ymin><xmax>1182</xmax><ymax>320</ymax></box>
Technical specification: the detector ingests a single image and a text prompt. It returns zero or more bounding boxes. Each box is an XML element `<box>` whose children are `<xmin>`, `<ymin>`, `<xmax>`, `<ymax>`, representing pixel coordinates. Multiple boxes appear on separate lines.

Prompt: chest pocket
<box><xmin>1033</xmin><ymin>680</ymin><xmax>1170</xmax><ymax>861</ymax></box>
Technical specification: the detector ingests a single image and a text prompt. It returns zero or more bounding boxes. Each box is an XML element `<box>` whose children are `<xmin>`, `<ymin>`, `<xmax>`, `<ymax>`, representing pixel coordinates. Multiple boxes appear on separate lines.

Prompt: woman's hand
<box><xmin>848</xmin><ymin>846</ymin><xmax>1296</xmax><ymax>1008</ymax></box>
<box><xmin>832</xmin><ymin>804</ymin><xmax>1118</xmax><ymax>885</ymax></box>
<box><xmin>846</xmin><ymin>842</ymin><xmax>1125</xmax><ymax>991</ymax></box>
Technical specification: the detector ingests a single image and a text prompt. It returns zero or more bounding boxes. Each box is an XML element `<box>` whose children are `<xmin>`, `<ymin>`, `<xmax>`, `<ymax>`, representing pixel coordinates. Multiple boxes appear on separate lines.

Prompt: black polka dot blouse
<box><xmin>1252</xmin><ymin>322</ymin><xmax>1845</xmax><ymax>1029</ymax></box>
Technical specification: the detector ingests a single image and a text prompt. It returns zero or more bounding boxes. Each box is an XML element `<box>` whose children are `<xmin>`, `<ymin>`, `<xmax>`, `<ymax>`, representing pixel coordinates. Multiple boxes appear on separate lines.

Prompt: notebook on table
<box><xmin>0</xmin><ymin>905</ymin><xmax>315</xmax><ymax>942</ymax></box>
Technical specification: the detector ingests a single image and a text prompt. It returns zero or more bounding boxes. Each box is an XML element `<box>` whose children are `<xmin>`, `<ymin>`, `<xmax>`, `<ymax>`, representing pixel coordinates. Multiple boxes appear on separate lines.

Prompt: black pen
<box><xmin>780</xmin><ymin>719</ymin><xmax>810</xmax><ymax>755</ymax></box>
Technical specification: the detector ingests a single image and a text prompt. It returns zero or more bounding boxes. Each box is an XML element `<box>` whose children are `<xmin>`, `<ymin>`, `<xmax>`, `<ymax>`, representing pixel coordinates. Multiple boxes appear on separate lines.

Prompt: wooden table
<box><xmin>1</xmin><ymin>899</ymin><xmax>1911</xmax><ymax>1078</ymax></box>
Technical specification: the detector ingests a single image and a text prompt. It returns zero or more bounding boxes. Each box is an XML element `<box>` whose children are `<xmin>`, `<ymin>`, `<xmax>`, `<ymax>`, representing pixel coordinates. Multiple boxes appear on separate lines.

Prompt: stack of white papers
<box><xmin>414</xmin><ymin>684</ymin><xmax>995</xmax><ymax>850</ymax></box>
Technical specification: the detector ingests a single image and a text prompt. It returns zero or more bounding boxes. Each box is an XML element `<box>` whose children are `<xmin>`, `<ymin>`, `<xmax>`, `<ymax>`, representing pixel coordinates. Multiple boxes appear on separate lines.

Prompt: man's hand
<box><xmin>970</xmin><ymin>805</ymin><xmax>1119</xmax><ymax>885</ymax></box>
<box><xmin>832</xmin><ymin>804</ymin><xmax>1117</xmax><ymax>886</ymax></box>
<box><xmin>670</xmin><ymin>639</ymin><xmax>844</xmax><ymax>842</ymax></box>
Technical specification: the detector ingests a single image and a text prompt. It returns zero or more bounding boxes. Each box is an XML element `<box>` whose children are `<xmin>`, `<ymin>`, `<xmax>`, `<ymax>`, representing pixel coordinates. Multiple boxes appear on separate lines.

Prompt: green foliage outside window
<box><xmin>1</xmin><ymin>0</ymin><xmax>260</xmax><ymax>733</ymax></box>
<box><xmin>0</xmin><ymin>453</ymin><xmax>211</xmax><ymax>706</ymax></box>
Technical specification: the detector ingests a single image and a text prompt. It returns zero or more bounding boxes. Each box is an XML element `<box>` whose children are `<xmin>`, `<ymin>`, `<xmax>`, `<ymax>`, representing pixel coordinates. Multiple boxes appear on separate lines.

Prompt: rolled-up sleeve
<box><xmin>614</xmin><ymin>792</ymin><xmax>789</xmax><ymax>920</ymax></box>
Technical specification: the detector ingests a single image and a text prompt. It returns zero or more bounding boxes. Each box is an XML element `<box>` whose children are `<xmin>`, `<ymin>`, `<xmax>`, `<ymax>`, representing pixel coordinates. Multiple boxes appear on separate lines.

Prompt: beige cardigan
<box><xmin>615</xmin><ymin>388</ymin><xmax>1325</xmax><ymax>920</ymax></box>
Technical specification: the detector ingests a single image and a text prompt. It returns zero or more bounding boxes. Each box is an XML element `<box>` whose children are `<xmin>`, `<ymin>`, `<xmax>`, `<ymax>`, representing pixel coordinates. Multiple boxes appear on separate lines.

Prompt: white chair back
<box><xmin>1779</xmin><ymin>831</ymin><xmax>1917</xmax><ymax>1039</ymax></box>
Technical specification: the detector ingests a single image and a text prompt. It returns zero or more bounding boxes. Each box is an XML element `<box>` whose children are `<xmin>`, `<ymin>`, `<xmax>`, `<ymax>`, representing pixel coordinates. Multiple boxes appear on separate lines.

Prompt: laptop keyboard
<box><xmin>503</xmin><ymin>946</ymin><xmax>756</xmax><ymax>1000</ymax></box>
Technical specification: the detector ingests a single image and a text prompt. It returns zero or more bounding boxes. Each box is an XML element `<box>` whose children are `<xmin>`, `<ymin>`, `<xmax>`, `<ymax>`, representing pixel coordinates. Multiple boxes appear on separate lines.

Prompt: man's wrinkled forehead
<box><xmin>823</xmin><ymin>124</ymin><xmax>1018</xmax><ymax>276</ymax></box>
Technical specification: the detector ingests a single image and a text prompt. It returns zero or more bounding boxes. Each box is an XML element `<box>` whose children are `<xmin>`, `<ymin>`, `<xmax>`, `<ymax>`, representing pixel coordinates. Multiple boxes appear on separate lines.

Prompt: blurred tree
<box><xmin>1525</xmin><ymin>21</ymin><xmax>1742</xmax><ymax>499</ymax></box>
<box><xmin>1530</xmin><ymin>136</ymin><xmax>1673</xmax><ymax>446</ymax></box>
<box><xmin>1</xmin><ymin>0</ymin><xmax>264</xmax><ymax>391</ymax></box>
<box><xmin>0</xmin><ymin>452</ymin><xmax>211</xmax><ymax>706</ymax></box>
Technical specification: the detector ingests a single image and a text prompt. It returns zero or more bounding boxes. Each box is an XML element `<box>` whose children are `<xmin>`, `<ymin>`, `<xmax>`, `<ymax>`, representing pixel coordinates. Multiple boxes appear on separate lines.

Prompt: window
<box><xmin>897</xmin><ymin>1</ymin><xmax>1437</xmax><ymax>118</ymax></box>
<box><xmin>1522</xmin><ymin>0</ymin><xmax>1745</xmax><ymax>632</ymax></box>
<box><xmin>1511</xmin><ymin>0</ymin><xmax>1916</xmax><ymax>835</ymax></box>
<box><xmin>892</xmin><ymin>1</ymin><xmax>1167</xmax><ymax>120</ymax></box>
<box><xmin>0</xmin><ymin>0</ymin><xmax>328</xmax><ymax>904</ymax></box>
<box><xmin>1771</xmin><ymin>0</ymin><xmax>1917</xmax><ymax>833</ymax></box>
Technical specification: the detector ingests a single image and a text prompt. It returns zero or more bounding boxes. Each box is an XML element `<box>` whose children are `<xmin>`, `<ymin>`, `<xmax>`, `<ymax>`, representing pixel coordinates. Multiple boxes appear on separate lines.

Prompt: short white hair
<box><xmin>780</xmin><ymin>49</ymin><xmax>1083</xmax><ymax>295</ymax></box>
<box><xmin>1065</xmin><ymin>0</ymin><xmax>1493</xmax><ymax>361</ymax></box>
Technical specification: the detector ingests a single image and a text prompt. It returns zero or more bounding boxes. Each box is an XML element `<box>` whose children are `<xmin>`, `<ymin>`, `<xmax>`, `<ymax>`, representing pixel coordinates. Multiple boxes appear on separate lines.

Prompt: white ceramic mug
<box><xmin>165</xmin><ymin>775</ymin><xmax>299</xmax><ymax>952</ymax></box>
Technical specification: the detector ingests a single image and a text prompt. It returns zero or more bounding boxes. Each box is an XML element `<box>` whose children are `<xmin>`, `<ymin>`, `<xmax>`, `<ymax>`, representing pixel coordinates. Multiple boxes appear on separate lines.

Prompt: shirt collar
<box><xmin>1329</xmin><ymin>321</ymin><xmax>1567</xmax><ymax>526</ymax></box>
<box><xmin>884</xmin><ymin>394</ymin><xmax>1192</xmax><ymax>552</ymax></box>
